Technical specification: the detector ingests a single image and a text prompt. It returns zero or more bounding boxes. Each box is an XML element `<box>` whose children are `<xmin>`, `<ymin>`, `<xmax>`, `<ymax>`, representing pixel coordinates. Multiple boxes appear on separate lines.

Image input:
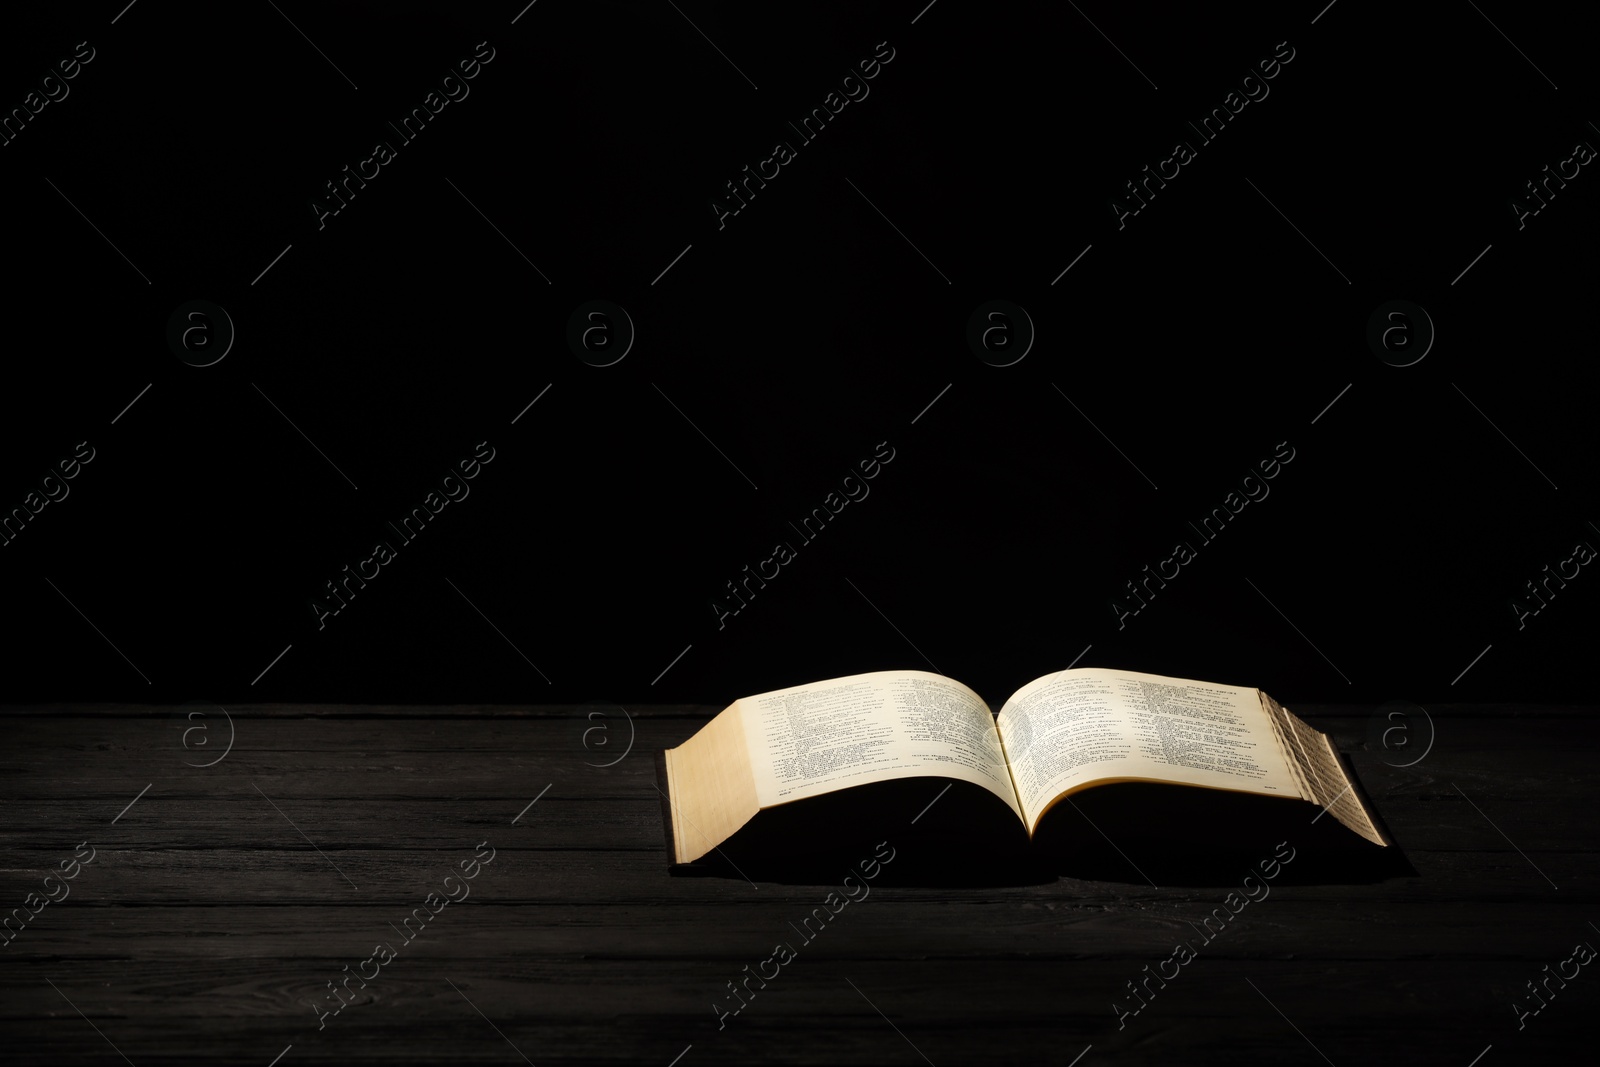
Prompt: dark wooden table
<box><xmin>2</xmin><ymin>704</ymin><xmax>1593</xmax><ymax>1065</ymax></box>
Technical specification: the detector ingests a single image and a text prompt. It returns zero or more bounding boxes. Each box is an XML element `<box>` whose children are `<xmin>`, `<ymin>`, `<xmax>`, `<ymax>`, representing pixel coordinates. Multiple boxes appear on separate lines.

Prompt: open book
<box><xmin>660</xmin><ymin>666</ymin><xmax>1388</xmax><ymax>866</ymax></box>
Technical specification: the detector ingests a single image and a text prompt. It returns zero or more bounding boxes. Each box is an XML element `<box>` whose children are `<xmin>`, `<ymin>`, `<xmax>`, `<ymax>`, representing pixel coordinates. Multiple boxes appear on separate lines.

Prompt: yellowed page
<box><xmin>662</xmin><ymin>703</ymin><xmax>763</xmax><ymax>863</ymax></box>
<box><xmin>996</xmin><ymin>667</ymin><xmax>1300</xmax><ymax>831</ymax></box>
<box><xmin>1261</xmin><ymin>691</ymin><xmax>1388</xmax><ymax>846</ymax></box>
<box><xmin>737</xmin><ymin>670</ymin><xmax>1024</xmax><ymax>823</ymax></box>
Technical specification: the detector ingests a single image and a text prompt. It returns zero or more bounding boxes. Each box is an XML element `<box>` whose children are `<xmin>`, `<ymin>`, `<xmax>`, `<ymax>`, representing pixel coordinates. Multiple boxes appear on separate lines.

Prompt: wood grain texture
<box><xmin>0</xmin><ymin>705</ymin><xmax>1593</xmax><ymax>1065</ymax></box>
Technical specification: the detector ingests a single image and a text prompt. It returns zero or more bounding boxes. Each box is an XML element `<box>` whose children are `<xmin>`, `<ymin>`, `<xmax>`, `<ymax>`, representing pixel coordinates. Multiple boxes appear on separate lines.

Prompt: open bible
<box><xmin>659</xmin><ymin>667</ymin><xmax>1389</xmax><ymax>867</ymax></box>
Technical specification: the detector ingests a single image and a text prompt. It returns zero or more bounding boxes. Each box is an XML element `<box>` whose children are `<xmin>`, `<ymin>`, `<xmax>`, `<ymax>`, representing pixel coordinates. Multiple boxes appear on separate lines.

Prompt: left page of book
<box><xmin>663</xmin><ymin>702</ymin><xmax>764</xmax><ymax>863</ymax></box>
<box><xmin>737</xmin><ymin>670</ymin><xmax>1025</xmax><ymax>823</ymax></box>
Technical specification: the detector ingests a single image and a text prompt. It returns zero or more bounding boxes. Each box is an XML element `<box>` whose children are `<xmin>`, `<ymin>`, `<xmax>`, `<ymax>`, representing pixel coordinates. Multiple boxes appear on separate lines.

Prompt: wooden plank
<box><xmin>0</xmin><ymin>960</ymin><xmax>1584</xmax><ymax>1064</ymax></box>
<box><xmin>0</xmin><ymin>848</ymin><xmax>1590</xmax><ymax>905</ymax></box>
<box><xmin>0</xmin><ymin>782</ymin><xmax>1588</xmax><ymax>852</ymax></box>
<box><xmin>0</xmin><ymin>901</ymin><xmax>1593</xmax><ymax>963</ymax></box>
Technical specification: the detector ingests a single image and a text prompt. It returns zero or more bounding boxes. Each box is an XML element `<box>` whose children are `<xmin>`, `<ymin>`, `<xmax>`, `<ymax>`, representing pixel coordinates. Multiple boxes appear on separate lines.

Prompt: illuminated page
<box><xmin>738</xmin><ymin>670</ymin><xmax>1024</xmax><ymax>823</ymax></box>
<box><xmin>996</xmin><ymin>667</ymin><xmax>1302</xmax><ymax>831</ymax></box>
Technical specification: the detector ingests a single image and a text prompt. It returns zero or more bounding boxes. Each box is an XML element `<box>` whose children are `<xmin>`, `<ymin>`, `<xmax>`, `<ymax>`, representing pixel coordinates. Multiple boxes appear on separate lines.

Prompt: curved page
<box><xmin>739</xmin><ymin>669</ymin><xmax>1023</xmax><ymax>823</ymax></box>
<box><xmin>997</xmin><ymin>666</ymin><xmax>1301</xmax><ymax>831</ymax></box>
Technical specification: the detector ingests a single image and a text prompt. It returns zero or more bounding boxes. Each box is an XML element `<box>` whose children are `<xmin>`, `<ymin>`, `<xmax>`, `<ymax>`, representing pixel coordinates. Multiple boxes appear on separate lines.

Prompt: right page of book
<box><xmin>996</xmin><ymin>666</ymin><xmax>1302</xmax><ymax>831</ymax></box>
<box><xmin>1259</xmin><ymin>690</ymin><xmax>1387</xmax><ymax>845</ymax></box>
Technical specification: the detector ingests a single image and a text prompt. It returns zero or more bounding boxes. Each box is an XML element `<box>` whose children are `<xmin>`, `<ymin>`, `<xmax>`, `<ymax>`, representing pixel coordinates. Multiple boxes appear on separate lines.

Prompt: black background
<box><xmin>2</xmin><ymin>0</ymin><xmax>1595</xmax><ymax>709</ymax></box>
